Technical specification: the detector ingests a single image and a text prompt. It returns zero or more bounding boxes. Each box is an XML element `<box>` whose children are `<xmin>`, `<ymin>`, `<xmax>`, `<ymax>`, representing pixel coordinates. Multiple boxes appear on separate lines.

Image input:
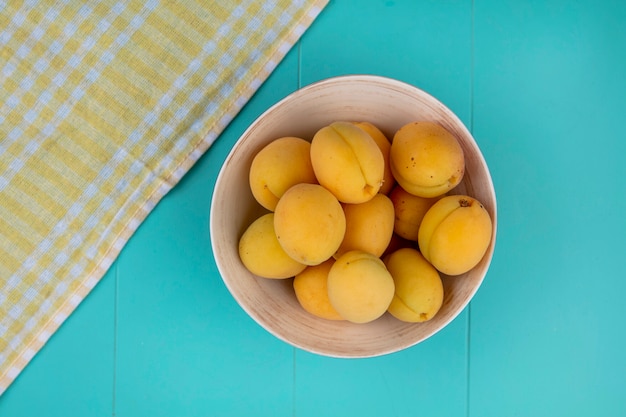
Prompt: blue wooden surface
<box><xmin>2</xmin><ymin>0</ymin><xmax>626</xmax><ymax>415</ymax></box>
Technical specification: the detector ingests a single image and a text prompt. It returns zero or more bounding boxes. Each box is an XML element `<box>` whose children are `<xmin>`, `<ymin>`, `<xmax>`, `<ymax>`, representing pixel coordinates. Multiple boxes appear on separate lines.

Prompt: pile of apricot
<box><xmin>238</xmin><ymin>121</ymin><xmax>492</xmax><ymax>324</ymax></box>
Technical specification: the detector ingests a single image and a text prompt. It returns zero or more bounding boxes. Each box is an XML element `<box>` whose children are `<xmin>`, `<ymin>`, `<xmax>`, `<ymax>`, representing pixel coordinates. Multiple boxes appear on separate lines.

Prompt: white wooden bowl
<box><xmin>210</xmin><ymin>75</ymin><xmax>497</xmax><ymax>357</ymax></box>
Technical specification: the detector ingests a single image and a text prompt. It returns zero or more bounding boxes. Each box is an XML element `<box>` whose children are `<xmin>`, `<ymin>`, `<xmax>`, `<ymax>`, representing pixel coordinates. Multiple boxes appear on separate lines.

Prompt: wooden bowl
<box><xmin>210</xmin><ymin>75</ymin><xmax>497</xmax><ymax>357</ymax></box>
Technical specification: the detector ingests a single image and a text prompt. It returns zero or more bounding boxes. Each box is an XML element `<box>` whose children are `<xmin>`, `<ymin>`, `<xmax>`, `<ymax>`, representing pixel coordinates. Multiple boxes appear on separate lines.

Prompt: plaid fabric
<box><xmin>0</xmin><ymin>0</ymin><xmax>327</xmax><ymax>394</ymax></box>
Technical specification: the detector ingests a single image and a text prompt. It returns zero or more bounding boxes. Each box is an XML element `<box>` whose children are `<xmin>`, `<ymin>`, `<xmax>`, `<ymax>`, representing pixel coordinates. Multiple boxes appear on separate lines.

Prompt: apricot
<box><xmin>389</xmin><ymin>185</ymin><xmax>440</xmax><ymax>241</ymax></box>
<box><xmin>352</xmin><ymin>121</ymin><xmax>395</xmax><ymax>195</ymax></box>
<box><xmin>327</xmin><ymin>250</ymin><xmax>395</xmax><ymax>324</ymax></box>
<box><xmin>274</xmin><ymin>183</ymin><xmax>346</xmax><ymax>266</ymax></box>
<box><xmin>249</xmin><ymin>137</ymin><xmax>317</xmax><ymax>211</ymax></box>
<box><xmin>310</xmin><ymin>121</ymin><xmax>384</xmax><ymax>204</ymax></box>
<box><xmin>238</xmin><ymin>213</ymin><xmax>307</xmax><ymax>279</ymax></box>
<box><xmin>335</xmin><ymin>193</ymin><xmax>395</xmax><ymax>259</ymax></box>
<box><xmin>381</xmin><ymin>233</ymin><xmax>414</xmax><ymax>259</ymax></box>
<box><xmin>390</xmin><ymin>121</ymin><xmax>464</xmax><ymax>198</ymax></box>
<box><xmin>418</xmin><ymin>195</ymin><xmax>492</xmax><ymax>276</ymax></box>
<box><xmin>293</xmin><ymin>259</ymin><xmax>344</xmax><ymax>321</ymax></box>
<box><xmin>384</xmin><ymin>248</ymin><xmax>444</xmax><ymax>322</ymax></box>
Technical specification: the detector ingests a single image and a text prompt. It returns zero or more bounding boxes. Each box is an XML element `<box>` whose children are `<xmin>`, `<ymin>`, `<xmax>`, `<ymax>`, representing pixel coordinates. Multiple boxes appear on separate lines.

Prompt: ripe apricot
<box><xmin>310</xmin><ymin>121</ymin><xmax>384</xmax><ymax>204</ymax></box>
<box><xmin>335</xmin><ymin>193</ymin><xmax>395</xmax><ymax>259</ymax></box>
<box><xmin>389</xmin><ymin>185</ymin><xmax>440</xmax><ymax>241</ymax></box>
<box><xmin>418</xmin><ymin>195</ymin><xmax>492</xmax><ymax>275</ymax></box>
<box><xmin>293</xmin><ymin>259</ymin><xmax>344</xmax><ymax>321</ymax></box>
<box><xmin>327</xmin><ymin>250</ymin><xmax>395</xmax><ymax>324</ymax></box>
<box><xmin>352</xmin><ymin>121</ymin><xmax>396</xmax><ymax>195</ymax></box>
<box><xmin>384</xmin><ymin>248</ymin><xmax>443</xmax><ymax>322</ymax></box>
<box><xmin>381</xmin><ymin>233</ymin><xmax>414</xmax><ymax>259</ymax></box>
<box><xmin>390</xmin><ymin>121</ymin><xmax>464</xmax><ymax>198</ymax></box>
<box><xmin>249</xmin><ymin>137</ymin><xmax>317</xmax><ymax>211</ymax></box>
<box><xmin>238</xmin><ymin>213</ymin><xmax>307</xmax><ymax>279</ymax></box>
<box><xmin>274</xmin><ymin>183</ymin><xmax>346</xmax><ymax>266</ymax></box>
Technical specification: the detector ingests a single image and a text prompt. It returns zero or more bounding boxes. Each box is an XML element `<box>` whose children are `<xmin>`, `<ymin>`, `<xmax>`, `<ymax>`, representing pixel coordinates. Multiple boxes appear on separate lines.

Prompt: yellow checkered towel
<box><xmin>0</xmin><ymin>0</ymin><xmax>327</xmax><ymax>394</ymax></box>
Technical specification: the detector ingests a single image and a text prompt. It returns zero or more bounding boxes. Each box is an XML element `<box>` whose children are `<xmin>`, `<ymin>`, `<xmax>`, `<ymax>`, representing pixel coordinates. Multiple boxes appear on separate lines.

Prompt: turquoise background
<box><xmin>2</xmin><ymin>0</ymin><xmax>626</xmax><ymax>415</ymax></box>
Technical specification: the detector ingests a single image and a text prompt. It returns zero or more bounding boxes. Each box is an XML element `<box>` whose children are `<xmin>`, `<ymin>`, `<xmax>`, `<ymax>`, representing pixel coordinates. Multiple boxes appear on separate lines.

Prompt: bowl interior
<box><xmin>210</xmin><ymin>75</ymin><xmax>497</xmax><ymax>358</ymax></box>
